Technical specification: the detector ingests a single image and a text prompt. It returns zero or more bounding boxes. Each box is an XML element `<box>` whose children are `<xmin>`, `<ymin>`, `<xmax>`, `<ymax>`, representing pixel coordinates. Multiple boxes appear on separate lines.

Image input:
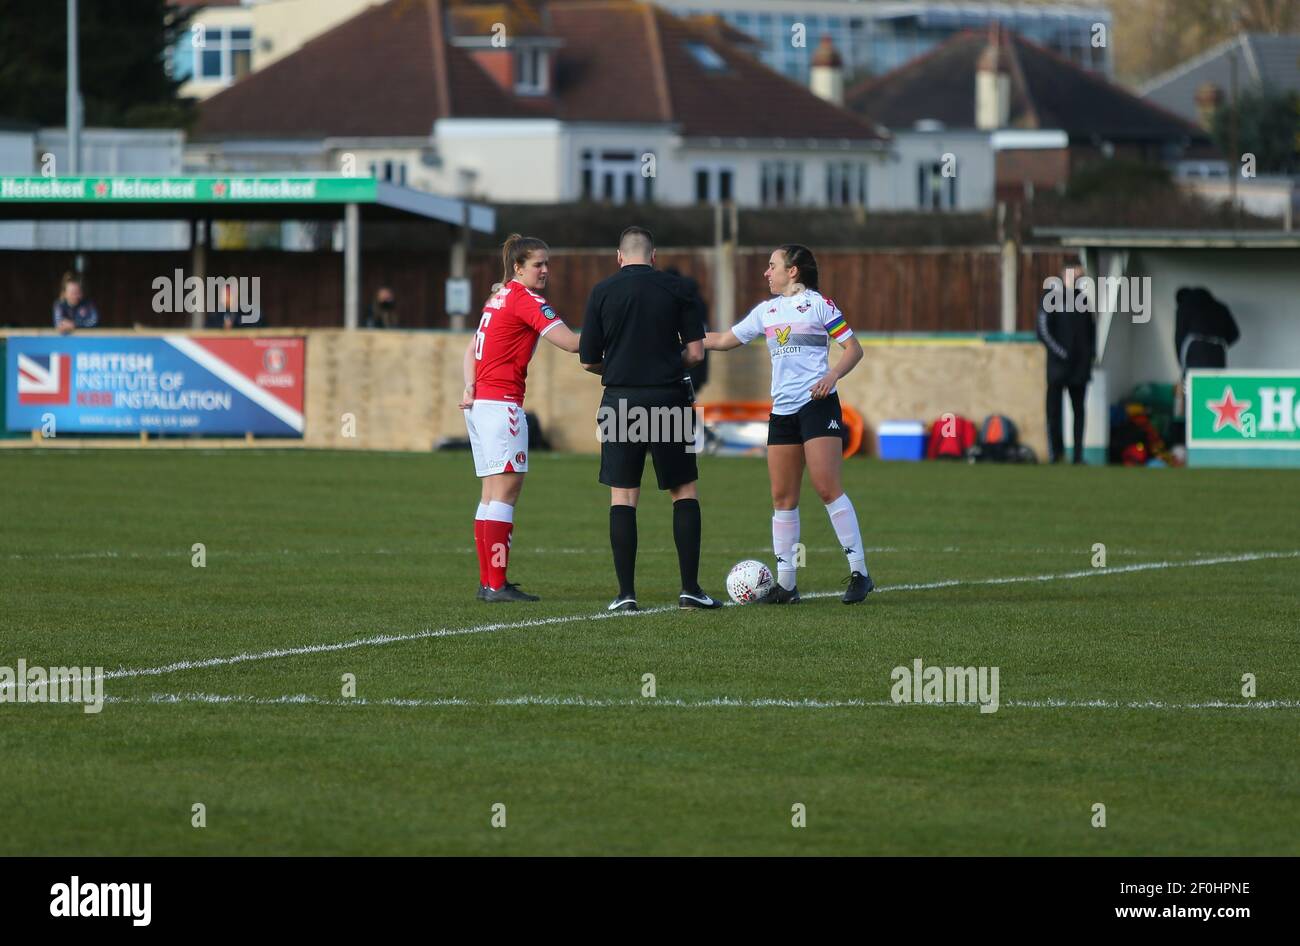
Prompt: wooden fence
<box><xmin>1</xmin><ymin>245</ymin><xmax>1076</xmax><ymax>333</ymax></box>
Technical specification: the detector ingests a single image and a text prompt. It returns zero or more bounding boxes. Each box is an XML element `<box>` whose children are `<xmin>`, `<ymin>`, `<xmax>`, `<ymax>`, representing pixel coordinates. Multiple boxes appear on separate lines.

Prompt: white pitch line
<box><xmin>800</xmin><ymin>549</ymin><xmax>1300</xmax><ymax>599</ymax></box>
<box><xmin>4</xmin><ymin>549</ymin><xmax>1297</xmax><ymax>694</ymax></box>
<box><xmin>100</xmin><ymin>692</ymin><xmax>1300</xmax><ymax>711</ymax></box>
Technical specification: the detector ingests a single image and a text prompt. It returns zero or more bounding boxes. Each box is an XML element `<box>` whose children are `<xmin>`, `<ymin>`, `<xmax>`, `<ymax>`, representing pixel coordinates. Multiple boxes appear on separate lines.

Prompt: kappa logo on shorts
<box><xmin>515</xmin><ymin>451</ymin><xmax>526</xmax><ymax>465</ymax></box>
<box><xmin>828</xmin><ymin>419</ymin><xmax>840</xmax><ymax>430</ymax></box>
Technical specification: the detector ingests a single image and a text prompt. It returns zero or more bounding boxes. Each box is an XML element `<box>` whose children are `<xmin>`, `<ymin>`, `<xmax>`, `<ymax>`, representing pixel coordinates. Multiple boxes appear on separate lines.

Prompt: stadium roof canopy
<box><xmin>0</xmin><ymin>174</ymin><xmax>495</xmax><ymax>328</ymax></box>
<box><xmin>1034</xmin><ymin>228</ymin><xmax>1300</xmax><ymax>249</ymax></box>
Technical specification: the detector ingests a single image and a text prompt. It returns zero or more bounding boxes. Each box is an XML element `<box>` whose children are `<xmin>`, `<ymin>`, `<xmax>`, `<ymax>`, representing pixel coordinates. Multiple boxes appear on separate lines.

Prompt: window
<box><xmin>230</xmin><ymin>27</ymin><xmax>252</xmax><ymax>80</ymax></box>
<box><xmin>761</xmin><ymin>161</ymin><xmax>802</xmax><ymax>206</ymax></box>
<box><xmin>917</xmin><ymin>161</ymin><xmax>957</xmax><ymax>211</ymax></box>
<box><xmin>582</xmin><ymin>149</ymin><xmax>653</xmax><ymax>205</ymax></box>
<box><xmin>367</xmin><ymin>160</ymin><xmax>408</xmax><ymax>185</ymax></box>
<box><xmin>694</xmin><ymin>165</ymin><xmax>736</xmax><ymax>204</ymax></box>
<box><xmin>515</xmin><ymin>47</ymin><xmax>548</xmax><ymax>94</ymax></box>
<box><xmin>199</xmin><ymin>29</ymin><xmax>224</xmax><ymax>79</ymax></box>
<box><xmin>176</xmin><ymin>24</ymin><xmax>254</xmax><ymax>84</ymax></box>
<box><xmin>826</xmin><ymin>161</ymin><xmax>868</xmax><ymax>207</ymax></box>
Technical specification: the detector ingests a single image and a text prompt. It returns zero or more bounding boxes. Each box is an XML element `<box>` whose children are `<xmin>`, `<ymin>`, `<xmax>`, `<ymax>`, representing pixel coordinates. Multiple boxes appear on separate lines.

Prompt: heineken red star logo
<box><xmin>1207</xmin><ymin>385</ymin><xmax>1250</xmax><ymax>432</ymax></box>
<box><xmin>212</xmin><ymin>181</ymin><xmax>227</xmax><ymax>197</ymax></box>
<box><xmin>93</xmin><ymin>180</ymin><xmax>108</xmax><ymax>197</ymax></box>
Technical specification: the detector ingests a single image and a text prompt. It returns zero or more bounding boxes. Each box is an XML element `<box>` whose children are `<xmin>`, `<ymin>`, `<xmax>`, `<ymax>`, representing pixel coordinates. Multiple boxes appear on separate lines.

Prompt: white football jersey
<box><xmin>731</xmin><ymin>289</ymin><xmax>854</xmax><ymax>415</ymax></box>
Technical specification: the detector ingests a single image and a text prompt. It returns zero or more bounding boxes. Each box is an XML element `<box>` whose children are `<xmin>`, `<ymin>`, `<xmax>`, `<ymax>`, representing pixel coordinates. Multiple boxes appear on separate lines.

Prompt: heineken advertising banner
<box><xmin>6</xmin><ymin>336</ymin><xmax>305</xmax><ymax>437</ymax></box>
<box><xmin>1187</xmin><ymin>370</ymin><xmax>1300</xmax><ymax>468</ymax></box>
<box><xmin>0</xmin><ymin>176</ymin><xmax>377</xmax><ymax>203</ymax></box>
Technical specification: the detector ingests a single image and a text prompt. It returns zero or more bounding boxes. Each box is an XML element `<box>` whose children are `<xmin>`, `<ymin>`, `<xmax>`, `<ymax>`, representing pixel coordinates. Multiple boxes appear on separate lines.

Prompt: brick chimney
<box><xmin>810</xmin><ymin>36</ymin><xmax>845</xmax><ymax>107</ymax></box>
<box><xmin>976</xmin><ymin>25</ymin><xmax>1011</xmax><ymax>130</ymax></box>
<box><xmin>1194</xmin><ymin>81</ymin><xmax>1224</xmax><ymax>131</ymax></box>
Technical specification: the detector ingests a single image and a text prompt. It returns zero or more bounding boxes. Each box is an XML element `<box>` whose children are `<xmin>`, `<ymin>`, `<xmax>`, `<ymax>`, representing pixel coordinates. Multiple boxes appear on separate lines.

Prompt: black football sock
<box><xmin>609</xmin><ymin>504</ymin><xmax>638</xmax><ymax>598</ymax></box>
<box><xmin>673</xmin><ymin>498</ymin><xmax>702</xmax><ymax>594</ymax></box>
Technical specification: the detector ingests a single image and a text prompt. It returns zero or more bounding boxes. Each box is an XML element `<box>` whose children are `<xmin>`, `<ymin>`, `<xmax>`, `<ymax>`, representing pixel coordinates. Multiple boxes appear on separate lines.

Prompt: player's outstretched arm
<box><xmin>704</xmin><ymin>330</ymin><xmax>742</xmax><ymax>351</ymax></box>
<box><xmin>541</xmin><ymin>323</ymin><xmax>581</xmax><ymax>354</ymax></box>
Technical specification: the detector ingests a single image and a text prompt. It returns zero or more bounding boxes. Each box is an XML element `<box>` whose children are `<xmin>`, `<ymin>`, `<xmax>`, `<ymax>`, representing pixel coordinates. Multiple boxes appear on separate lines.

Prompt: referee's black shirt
<box><xmin>580</xmin><ymin>264</ymin><xmax>706</xmax><ymax>387</ymax></box>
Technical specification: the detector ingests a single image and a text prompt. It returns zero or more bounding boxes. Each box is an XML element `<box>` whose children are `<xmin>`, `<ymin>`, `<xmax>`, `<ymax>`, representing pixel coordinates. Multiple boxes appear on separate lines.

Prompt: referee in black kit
<box><xmin>580</xmin><ymin>226</ymin><xmax>723</xmax><ymax>612</ymax></box>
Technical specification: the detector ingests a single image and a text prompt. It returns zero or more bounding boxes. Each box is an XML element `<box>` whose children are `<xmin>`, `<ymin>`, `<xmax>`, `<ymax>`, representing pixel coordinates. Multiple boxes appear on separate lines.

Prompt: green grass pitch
<box><xmin>1</xmin><ymin>448</ymin><xmax>1297</xmax><ymax>855</ymax></box>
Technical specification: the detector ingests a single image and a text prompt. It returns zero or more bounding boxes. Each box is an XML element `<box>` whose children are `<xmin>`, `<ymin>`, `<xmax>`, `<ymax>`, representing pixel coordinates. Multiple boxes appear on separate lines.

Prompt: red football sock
<box><xmin>483</xmin><ymin>519</ymin><xmax>513</xmax><ymax>590</ymax></box>
<box><xmin>473</xmin><ymin>518</ymin><xmax>488</xmax><ymax>587</ymax></box>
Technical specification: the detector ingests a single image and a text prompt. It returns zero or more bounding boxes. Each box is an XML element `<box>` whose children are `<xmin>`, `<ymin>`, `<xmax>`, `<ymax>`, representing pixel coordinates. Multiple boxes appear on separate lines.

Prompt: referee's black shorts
<box><xmin>768</xmin><ymin>392</ymin><xmax>848</xmax><ymax>446</ymax></box>
<box><xmin>598</xmin><ymin>385</ymin><xmax>698</xmax><ymax>491</ymax></box>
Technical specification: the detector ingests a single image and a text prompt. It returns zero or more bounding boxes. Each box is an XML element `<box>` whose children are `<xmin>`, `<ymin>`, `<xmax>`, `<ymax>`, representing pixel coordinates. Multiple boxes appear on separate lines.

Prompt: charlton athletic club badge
<box><xmin>515</xmin><ymin>451</ymin><xmax>527</xmax><ymax>466</ymax></box>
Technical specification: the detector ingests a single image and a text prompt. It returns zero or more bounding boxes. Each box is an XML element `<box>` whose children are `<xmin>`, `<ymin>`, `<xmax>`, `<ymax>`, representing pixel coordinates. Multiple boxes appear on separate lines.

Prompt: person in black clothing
<box><xmin>1175</xmin><ymin>287</ymin><xmax>1238</xmax><ymax>374</ymax></box>
<box><xmin>1036</xmin><ymin>265</ymin><xmax>1096</xmax><ymax>464</ymax></box>
<box><xmin>662</xmin><ymin>266</ymin><xmax>709</xmax><ymax>396</ymax></box>
<box><xmin>364</xmin><ymin>286</ymin><xmax>398</xmax><ymax>329</ymax></box>
<box><xmin>580</xmin><ymin>226</ymin><xmax>722</xmax><ymax>612</ymax></box>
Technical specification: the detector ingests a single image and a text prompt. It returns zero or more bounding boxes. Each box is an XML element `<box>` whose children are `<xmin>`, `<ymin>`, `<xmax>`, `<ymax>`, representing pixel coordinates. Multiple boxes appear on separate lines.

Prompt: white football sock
<box><xmin>825</xmin><ymin>493</ymin><xmax>867</xmax><ymax>576</ymax></box>
<box><xmin>484</xmin><ymin>501</ymin><xmax>514</xmax><ymax>523</ymax></box>
<box><xmin>772</xmin><ymin>508</ymin><xmax>800</xmax><ymax>590</ymax></box>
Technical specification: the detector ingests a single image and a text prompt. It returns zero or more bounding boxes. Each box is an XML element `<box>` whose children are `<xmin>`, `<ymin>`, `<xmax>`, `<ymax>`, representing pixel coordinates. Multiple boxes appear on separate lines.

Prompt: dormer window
<box><xmin>515</xmin><ymin>47</ymin><xmax>548</xmax><ymax>95</ymax></box>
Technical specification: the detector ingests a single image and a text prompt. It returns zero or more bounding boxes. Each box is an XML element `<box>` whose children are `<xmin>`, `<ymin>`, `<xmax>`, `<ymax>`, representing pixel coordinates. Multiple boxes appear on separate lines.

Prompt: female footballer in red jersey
<box><xmin>459</xmin><ymin>234</ymin><xmax>580</xmax><ymax>602</ymax></box>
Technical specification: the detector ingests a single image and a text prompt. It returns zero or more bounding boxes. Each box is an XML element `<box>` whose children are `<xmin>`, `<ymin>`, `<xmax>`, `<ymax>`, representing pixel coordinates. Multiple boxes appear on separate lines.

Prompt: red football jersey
<box><xmin>473</xmin><ymin>279</ymin><xmax>562</xmax><ymax>405</ymax></box>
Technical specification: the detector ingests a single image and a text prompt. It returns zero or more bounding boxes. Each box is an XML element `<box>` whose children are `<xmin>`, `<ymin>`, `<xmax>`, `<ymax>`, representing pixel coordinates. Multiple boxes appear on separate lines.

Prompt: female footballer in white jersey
<box><xmin>704</xmin><ymin>244</ymin><xmax>873</xmax><ymax>604</ymax></box>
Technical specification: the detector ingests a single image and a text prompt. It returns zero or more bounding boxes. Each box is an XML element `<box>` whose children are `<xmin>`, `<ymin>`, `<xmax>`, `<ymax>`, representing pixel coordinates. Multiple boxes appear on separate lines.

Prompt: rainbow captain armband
<box><xmin>825</xmin><ymin>312</ymin><xmax>851</xmax><ymax>341</ymax></box>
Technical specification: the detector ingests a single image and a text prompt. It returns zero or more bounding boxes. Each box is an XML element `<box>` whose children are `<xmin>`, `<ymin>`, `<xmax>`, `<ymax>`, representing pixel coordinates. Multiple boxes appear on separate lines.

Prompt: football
<box><xmin>725</xmin><ymin>559</ymin><xmax>775</xmax><ymax>604</ymax></box>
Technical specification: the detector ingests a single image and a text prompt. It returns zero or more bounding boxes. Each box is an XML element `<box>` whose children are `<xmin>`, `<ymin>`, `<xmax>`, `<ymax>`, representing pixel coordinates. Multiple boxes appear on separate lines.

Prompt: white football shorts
<box><xmin>465</xmin><ymin>399</ymin><xmax>529</xmax><ymax>477</ymax></box>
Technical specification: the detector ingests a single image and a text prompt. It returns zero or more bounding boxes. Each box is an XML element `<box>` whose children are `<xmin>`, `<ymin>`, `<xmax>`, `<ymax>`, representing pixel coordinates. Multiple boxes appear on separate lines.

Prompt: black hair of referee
<box><xmin>579</xmin><ymin>226</ymin><xmax>722</xmax><ymax>611</ymax></box>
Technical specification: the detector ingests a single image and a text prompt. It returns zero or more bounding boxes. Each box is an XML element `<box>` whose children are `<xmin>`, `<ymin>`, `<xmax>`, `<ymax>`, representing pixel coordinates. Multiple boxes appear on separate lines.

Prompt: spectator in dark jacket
<box><xmin>1175</xmin><ymin>287</ymin><xmax>1238</xmax><ymax>374</ymax></box>
<box><xmin>1036</xmin><ymin>265</ymin><xmax>1096</xmax><ymax>464</ymax></box>
<box><xmin>53</xmin><ymin>275</ymin><xmax>99</xmax><ymax>334</ymax></box>
<box><xmin>364</xmin><ymin>286</ymin><xmax>398</xmax><ymax>329</ymax></box>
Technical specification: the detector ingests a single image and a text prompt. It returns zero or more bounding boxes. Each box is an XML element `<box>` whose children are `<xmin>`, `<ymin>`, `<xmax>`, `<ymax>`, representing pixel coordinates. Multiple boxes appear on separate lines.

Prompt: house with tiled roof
<box><xmin>189</xmin><ymin>0</ymin><xmax>891</xmax><ymax>208</ymax></box>
<box><xmin>1139</xmin><ymin>33</ymin><xmax>1300</xmax><ymax>219</ymax></box>
<box><xmin>1141</xmin><ymin>33</ymin><xmax>1300</xmax><ymax>130</ymax></box>
<box><xmin>845</xmin><ymin>27</ymin><xmax>1216</xmax><ymax>209</ymax></box>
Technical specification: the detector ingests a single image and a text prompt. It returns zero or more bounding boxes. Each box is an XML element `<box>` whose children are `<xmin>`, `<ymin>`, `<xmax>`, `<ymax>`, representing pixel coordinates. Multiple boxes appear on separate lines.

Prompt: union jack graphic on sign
<box><xmin>16</xmin><ymin>353</ymin><xmax>70</xmax><ymax>405</ymax></box>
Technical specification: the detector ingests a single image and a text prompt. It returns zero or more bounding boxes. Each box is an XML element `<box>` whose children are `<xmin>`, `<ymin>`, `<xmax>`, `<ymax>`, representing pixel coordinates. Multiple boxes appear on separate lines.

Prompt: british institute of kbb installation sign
<box><xmin>7</xmin><ymin>336</ymin><xmax>305</xmax><ymax>437</ymax></box>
